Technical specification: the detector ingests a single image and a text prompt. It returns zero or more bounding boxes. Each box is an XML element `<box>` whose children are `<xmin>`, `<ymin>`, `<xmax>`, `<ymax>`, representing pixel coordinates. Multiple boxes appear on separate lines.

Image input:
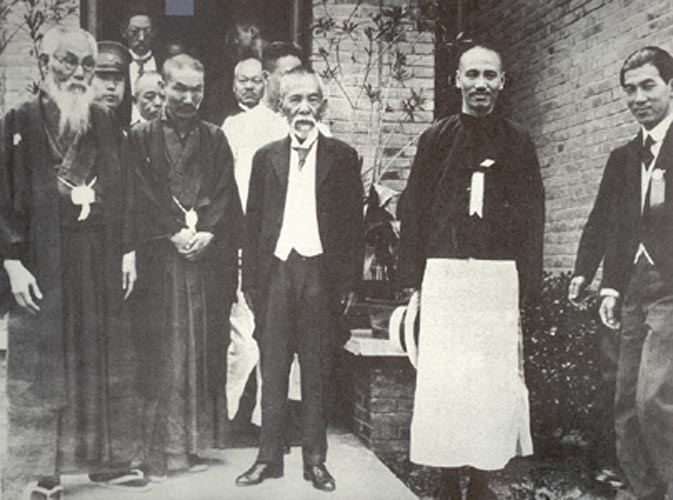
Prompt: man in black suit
<box><xmin>235</xmin><ymin>66</ymin><xmax>363</xmax><ymax>492</ymax></box>
<box><xmin>120</xmin><ymin>2</ymin><xmax>163</xmax><ymax>123</ymax></box>
<box><xmin>596</xmin><ymin>46</ymin><xmax>673</xmax><ymax>500</ymax></box>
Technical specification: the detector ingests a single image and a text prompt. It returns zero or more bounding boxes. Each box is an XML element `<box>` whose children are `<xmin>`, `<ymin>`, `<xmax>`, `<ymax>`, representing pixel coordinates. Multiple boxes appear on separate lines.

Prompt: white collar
<box><xmin>129</xmin><ymin>49</ymin><xmax>153</xmax><ymax>63</ymax></box>
<box><xmin>290</xmin><ymin>127</ymin><xmax>319</xmax><ymax>149</ymax></box>
<box><xmin>642</xmin><ymin>112</ymin><xmax>673</xmax><ymax>144</ymax></box>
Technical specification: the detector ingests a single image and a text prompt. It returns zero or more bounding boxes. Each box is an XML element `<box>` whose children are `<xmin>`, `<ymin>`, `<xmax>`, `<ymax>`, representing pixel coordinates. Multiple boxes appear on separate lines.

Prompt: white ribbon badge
<box><xmin>173</xmin><ymin>196</ymin><xmax>198</xmax><ymax>234</ymax></box>
<box><xmin>469</xmin><ymin>159</ymin><xmax>495</xmax><ymax>218</ymax></box>
<box><xmin>58</xmin><ymin>176</ymin><xmax>97</xmax><ymax>221</ymax></box>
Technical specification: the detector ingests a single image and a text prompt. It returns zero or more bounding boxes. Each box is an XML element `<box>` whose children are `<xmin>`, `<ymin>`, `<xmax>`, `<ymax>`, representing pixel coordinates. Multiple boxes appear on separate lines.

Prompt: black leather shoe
<box><xmin>303</xmin><ymin>464</ymin><xmax>336</xmax><ymax>492</ymax></box>
<box><xmin>235</xmin><ymin>462</ymin><xmax>283</xmax><ymax>486</ymax></box>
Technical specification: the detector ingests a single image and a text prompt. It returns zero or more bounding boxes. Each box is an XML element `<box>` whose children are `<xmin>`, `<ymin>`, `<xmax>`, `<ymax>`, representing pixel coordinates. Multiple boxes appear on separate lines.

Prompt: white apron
<box><xmin>409</xmin><ymin>258</ymin><xmax>533</xmax><ymax>470</ymax></box>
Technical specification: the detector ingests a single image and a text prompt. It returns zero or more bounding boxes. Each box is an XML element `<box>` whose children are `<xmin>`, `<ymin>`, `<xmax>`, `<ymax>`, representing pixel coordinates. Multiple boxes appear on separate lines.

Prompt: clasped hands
<box><xmin>170</xmin><ymin>228</ymin><xmax>214</xmax><ymax>261</ymax></box>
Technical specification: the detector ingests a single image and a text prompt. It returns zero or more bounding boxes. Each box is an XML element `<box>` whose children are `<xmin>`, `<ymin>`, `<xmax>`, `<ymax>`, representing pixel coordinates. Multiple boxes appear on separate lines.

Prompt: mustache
<box><xmin>291</xmin><ymin>115</ymin><xmax>317</xmax><ymax>126</ymax></box>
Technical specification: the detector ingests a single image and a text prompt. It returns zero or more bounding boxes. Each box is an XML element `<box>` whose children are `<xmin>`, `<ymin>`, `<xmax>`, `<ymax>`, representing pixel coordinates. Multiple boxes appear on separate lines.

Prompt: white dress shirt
<box><xmin>634</xmin><ymin>113</ymin><xmax>673</xmax><ymax>265</ymax></box>
<box><xmin>274</xmin><ymin>128</ymin><xmax>323</xmax><ymax>260</ymax></box>
<box><xmin>222</xmin><ymin>104</ymin><xmax>288</xmax><ymax>211</ymax></box>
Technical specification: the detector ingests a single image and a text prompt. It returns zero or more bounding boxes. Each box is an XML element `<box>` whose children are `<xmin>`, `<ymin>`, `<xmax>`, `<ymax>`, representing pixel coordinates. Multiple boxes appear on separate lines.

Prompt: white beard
<box><xmin>44</xmin><ymin>77</ymin><xmax>93</xmax><ymax>136</ymax></box>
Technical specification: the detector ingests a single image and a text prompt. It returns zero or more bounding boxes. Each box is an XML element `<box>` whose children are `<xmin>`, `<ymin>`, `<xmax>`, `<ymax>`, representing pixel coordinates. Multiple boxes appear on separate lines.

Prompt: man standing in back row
<box><xmin>398</xmin><ymin>42</ymin><xmax>544</xmax><ymax>499</ymax></box>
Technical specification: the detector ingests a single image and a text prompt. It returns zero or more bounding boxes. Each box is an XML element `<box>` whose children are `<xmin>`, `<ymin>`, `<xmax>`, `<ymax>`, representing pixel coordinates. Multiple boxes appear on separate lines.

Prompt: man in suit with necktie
<box><xmin>235</xmin><ymin>66</ymin><xmax>363</xmax><ymax>492</ymax></box>
<box><xmin>121</xmin><ymin>2</ymin><xmax>163</xmax><ymax>124</ymax></box>
<box><xmin>594</xmin><ymin>46</ymin><xmax>673</xmax><ymax>500</ymax></box>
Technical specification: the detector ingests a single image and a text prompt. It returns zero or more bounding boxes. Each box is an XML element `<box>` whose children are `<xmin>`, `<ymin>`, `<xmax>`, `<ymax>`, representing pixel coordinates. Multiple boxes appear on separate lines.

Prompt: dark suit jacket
<box><xmin>602</xmin><ymin>127</ymin><xmax>673</xmax><ymax>294</ymax></box>
<box><xmin>242</xmin><ymin>134</ymin><xmax>364</xmax><ymax>303</ymax></box>
<box><xmin>572</xmin><ymin>161</ymin><xmax>616</xmax><ymax>283</ymax></box>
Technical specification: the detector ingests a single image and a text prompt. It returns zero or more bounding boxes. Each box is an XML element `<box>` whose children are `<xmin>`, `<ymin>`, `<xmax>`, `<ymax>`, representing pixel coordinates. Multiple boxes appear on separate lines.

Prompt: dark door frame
<box><xmin>80</xmin><ymin>0</ymin><xmax>311</xmax><ymax>52</ymax></box>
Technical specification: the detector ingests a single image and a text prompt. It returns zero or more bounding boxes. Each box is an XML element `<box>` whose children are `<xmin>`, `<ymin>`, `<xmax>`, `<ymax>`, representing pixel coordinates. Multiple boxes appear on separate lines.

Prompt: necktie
<box><xmin>294</xmin><ymin>146</ymin><xmax>310</xmax><ymax>168</ymax></box>
<box><xmin>642</xmin><ymin>134</ymin><xmax>655</xmax><ymax>168</ymax></box>
<box><xmin>135</xmin><ymin>56</ymin><xmax>150</xmax><ymax>76</ymax></box>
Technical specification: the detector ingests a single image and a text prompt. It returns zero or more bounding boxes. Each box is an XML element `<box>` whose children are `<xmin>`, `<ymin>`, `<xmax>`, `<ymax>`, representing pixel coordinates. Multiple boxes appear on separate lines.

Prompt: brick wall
<box><xmin>344</xmin><ymin>354</ymin><xmax>416</xmax><ymax>454</ymax></box>
<box><xmin>311</xmin><ymin>0</ymin><xmax>435</xmax><ymax>194</ymax></box>
<box><xmin>0</xmin><ymin>4</ymin><xmax>80</xmax><ymax>116</ymax></box>
<box><xmin>468</xmin><ymin>0</ymin><xmax>673</xmax><ymax>277</ymax></box>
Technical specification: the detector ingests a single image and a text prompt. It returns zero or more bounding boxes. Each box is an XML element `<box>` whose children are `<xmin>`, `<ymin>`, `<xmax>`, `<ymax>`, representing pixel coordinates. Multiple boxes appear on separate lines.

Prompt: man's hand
<box><xmin>568</xmin><ymin>275</ymin><xmax>587</xmax><ymax>308</ymax></box>
<box><xmin>183</xmin><ymin>231</ymin><xmax>214</xmax><ymax>261</ymax></box>
<box><xmin>3</xmin><ymin>259</ymin><xmax>42</xmax><ymax>314</ymax></box>
<box><xmin>340</xmin><ymin>291</ymin><xmax>356</xmax><ymax>316</ymax></box>
<box><xmin>122</xmin><ymin>251</ymin><xmax>137</xmax><ymax>300</ymax></box>
<box><xmin>599</xmin><ymin>295</ymin><xmax>621</xmax><ymax>330</ymax></box>
<box><xmin>170</xmin><ymin>228</ymin><xmax>193</xmax><ymax>253</ymax></box>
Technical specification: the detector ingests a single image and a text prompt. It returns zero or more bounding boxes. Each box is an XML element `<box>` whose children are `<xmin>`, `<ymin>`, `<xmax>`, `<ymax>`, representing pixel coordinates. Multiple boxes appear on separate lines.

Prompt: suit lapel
<box><xmin>653</xmin><ymin>123</ymin><xmax>673</xmax><ymax>173</ymax></box>
<box><xmin>272</xmin><ymin>136</ymin><xmax>291</xmax><ymax>192</ymax></box>
<box><xmin>316</xmin><ymin>134</ymin><xmax>335</xmax><ymax>188</ymax></box>
<box><xmin>624</xmin><ymin>133</ymin><xmax>643</xmax><ymax>220</ymax></box>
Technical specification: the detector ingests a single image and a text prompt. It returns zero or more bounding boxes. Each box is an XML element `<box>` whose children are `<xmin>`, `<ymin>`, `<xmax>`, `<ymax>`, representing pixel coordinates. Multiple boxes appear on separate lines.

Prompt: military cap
<box><xmin>96</xmin><ymin>41</ymin><xmax>130</xmax><ymax>74</ymax></box>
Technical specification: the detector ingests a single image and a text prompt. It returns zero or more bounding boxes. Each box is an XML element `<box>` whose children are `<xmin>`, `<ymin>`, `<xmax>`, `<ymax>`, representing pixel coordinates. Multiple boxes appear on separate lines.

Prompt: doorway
<box><xmin>95</xmin><ymin>0</ymin><xmax>294</xmax><ymax>82</ymax></box>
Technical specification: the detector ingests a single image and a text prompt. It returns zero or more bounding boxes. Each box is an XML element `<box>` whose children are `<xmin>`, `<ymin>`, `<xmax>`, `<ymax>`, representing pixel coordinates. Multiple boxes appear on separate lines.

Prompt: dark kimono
<box><xmin>0</xmin><ymin>95</ymin><xmax>137</xmax><ymax>494</ymax></box>
<box><xmin>398</xmin><ymin>113</ymin><xmax>545</xmax><ymax>299</ymax></box>
<box><xmin>128</xmin><ymin>109</ymin><xmax>242</xmax><ymax>471</ymax></box>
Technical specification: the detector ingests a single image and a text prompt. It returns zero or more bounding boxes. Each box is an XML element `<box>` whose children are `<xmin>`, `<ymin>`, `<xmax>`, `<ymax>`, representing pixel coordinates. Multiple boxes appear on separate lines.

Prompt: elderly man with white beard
<box><xmin>0</xmin><ymin>26</ymin><xmax>149</xmax><ymax>499</ymax></box>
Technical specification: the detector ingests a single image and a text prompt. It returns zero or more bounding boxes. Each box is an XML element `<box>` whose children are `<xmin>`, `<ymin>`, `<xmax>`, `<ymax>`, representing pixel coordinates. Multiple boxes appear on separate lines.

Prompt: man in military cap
<box><xmin>93</xmin><ymin>40</ymin><xmax>132</xmax><ymax>128</ymax></box>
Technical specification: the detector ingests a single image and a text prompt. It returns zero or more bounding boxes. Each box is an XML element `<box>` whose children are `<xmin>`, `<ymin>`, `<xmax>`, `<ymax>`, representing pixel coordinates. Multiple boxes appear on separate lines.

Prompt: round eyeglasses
<box><xmin>52</xmin><ymin>53</ymin><xmax>97</xmax><ymax>74</ymax></box>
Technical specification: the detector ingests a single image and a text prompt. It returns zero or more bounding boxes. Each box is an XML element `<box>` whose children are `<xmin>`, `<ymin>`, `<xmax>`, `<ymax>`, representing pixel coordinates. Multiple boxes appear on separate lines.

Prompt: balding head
<box><xmin>134</xmin><ymin>71</ymin><xmax>165</xmax><ymax>121</ymax></box>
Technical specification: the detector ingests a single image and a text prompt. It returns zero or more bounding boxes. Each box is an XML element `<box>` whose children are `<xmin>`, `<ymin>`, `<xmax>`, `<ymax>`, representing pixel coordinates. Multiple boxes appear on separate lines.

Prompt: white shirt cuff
<box><xmin>600</xmin><ymin>288</ymin><xmax>620</xmax><ymax>298</ymax></box>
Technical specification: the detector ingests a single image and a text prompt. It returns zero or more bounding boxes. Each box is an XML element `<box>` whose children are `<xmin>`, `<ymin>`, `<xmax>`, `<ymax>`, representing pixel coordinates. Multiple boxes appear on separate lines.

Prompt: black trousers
<box><xmin>257</xmin><ymin>251</ymin><xmax>336</xmax><ymax>466</ymax></box>
<box><xmin>616</xmin><ymin>259</ymin><xmax>673</xmax><ymax>499</ymax></box>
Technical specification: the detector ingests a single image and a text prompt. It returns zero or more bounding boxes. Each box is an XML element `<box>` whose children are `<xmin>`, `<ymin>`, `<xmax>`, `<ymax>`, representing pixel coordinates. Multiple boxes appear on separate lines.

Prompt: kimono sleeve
<box><xmin>0</xmin><ymin>108</ymin><xmax>30</xmax><ymax>261</ymax></box>
<box><xmin>198</xmin><ymin>128</ymin><xmax>243</xmax><ymax>244</ymax></box>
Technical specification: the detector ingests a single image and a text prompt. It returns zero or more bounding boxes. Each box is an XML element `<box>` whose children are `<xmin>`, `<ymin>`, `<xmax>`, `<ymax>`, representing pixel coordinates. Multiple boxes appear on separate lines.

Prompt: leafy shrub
<box><xmin>521</xmin><ymin>272</ymin><xmax>604</xmax><ymax>455</ymax></box>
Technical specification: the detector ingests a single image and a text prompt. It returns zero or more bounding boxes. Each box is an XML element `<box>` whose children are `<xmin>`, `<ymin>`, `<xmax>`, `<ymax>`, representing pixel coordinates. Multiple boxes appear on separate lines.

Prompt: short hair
<box><xmin>279</xmin><ymin>65</ymin><xmax>325</xmax><ymax>100</ymax></box>
<box><xmin>122</xmin><ymin>1</ymin><xmax>155</xmax><ymax>29</ymax></box>
<box><xmin>234</xmin><ymin>56</ymin><xmax>263</xmax><ymax>77</ymax></box>
<box><xmin>162</xmin><ymin>54</ymin><xmax>205</xmax><ymax>82</ymax></box>
<box><xmin>133</xmin><ymin>70</ymin><xmax>163</xmax><ymax>97</ymax></box>
<box><xmin>40</xmin><ymin>26</ymin><xmax>97</xmax><ymax>59</ymax></box>
<box><xmin>620</xmin><ymin>46</ymin><xmax>673</xmax><ymax>86</ymax></box>
<box><xmin>262</xmin><ymin>41</ymin><xmax>303</xmax><ymax>72</ymax></box>
<box><xmin>456</xmin><ymin>40</ymin><xmax>505</xmax><ymax>72</ymax></box>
